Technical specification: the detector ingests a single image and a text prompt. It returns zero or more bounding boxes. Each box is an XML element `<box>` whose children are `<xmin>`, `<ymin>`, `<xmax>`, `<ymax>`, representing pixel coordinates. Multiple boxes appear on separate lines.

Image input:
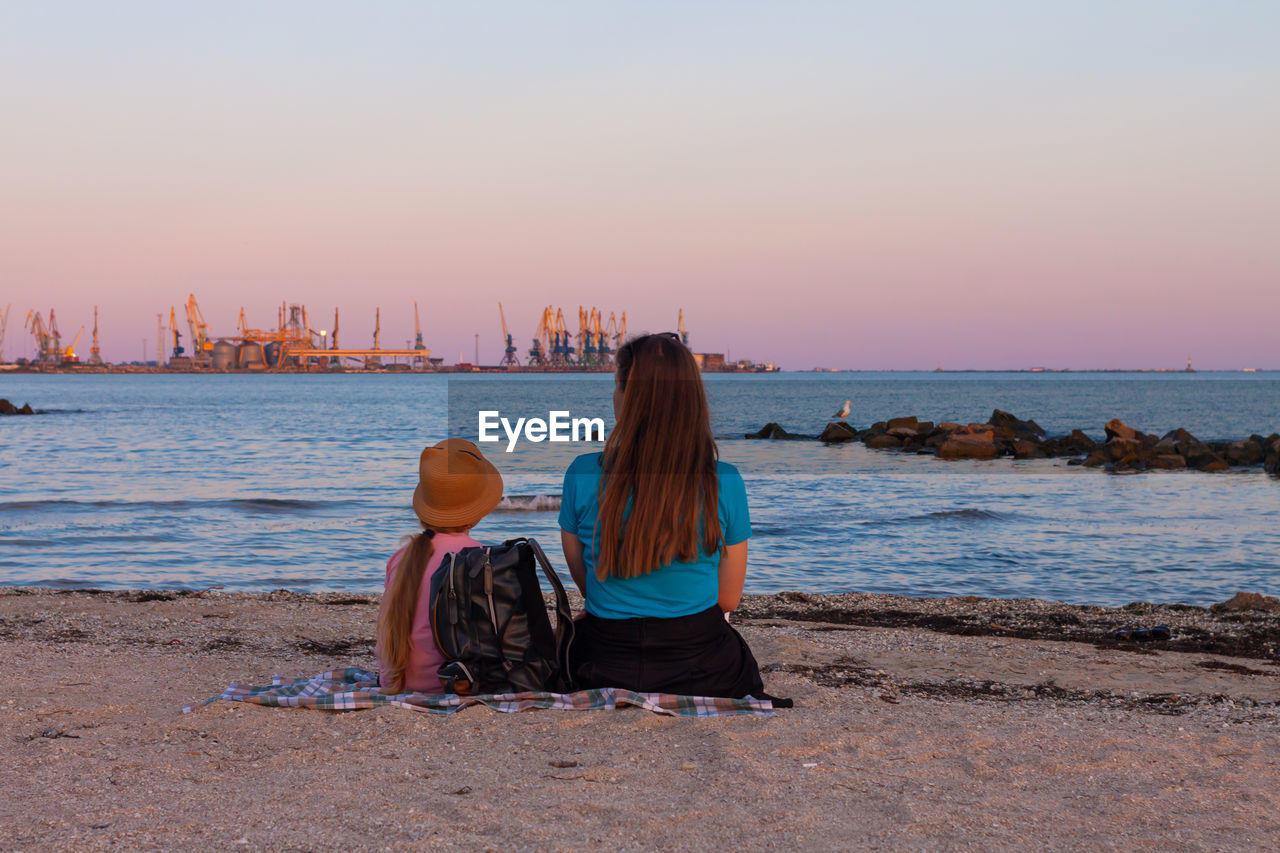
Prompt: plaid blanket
<box><xmin>183</xmin><ymin>667</ymin><xmax>777</xmax><ymax>717</ymax></box>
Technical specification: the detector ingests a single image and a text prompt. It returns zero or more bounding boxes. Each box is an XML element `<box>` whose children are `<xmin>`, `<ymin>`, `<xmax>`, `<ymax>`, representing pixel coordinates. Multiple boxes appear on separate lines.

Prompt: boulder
<box><xmin>1212</xmin><ymin>592</ymin><xmax>1280</xmax><ymax>614</ymax></box>
<box><xmin>938</xmin><ymin>427</ymin><xmax>998</xmax><ymax>460</ymax></box>
<box><xmin>1161</xmin><ymin>428</ymin><xmax>1198</xmax><ymax>445</ymax></box>
<box><xmin>1082</xmin><ymin>449</ymin><xmax>1110</xmax><ymax>467</ymax></box>
<box><xmin>1199</xmin><ymin>457</ymin><xmax>1229</xmax><ymax>473</ymax></box>
<box><xmin>1104</xmin><ymin>418</ymin><xmax>1139</xmax><ymax>441</ymax></box>
<box><xmin>1112</xmin><ymin>453</ymin><xmax>1144</xmax><ymax>471</ymax></box>
<box><xmin>988</xmin><ymin>410</ymin><xmax>1045</xmax><ymax>441</ymax></box>
<box><xmin>1013</xmin><ymin>439</ymin><xmax>1047</xmax><ymax>459</ymax></box>
<box><xmin>746</xmin><ymin>422</ymin><xmax>792</xmax><ymax>439</ymax></box>
<box><xmin>1107</xmin><ymin>437</ymin><xmax>1143</xmax><ymax>461</ymax></box>
<box><xmin>1043</xmin><ymin>430</ymin><xmax>1096</xmax><ymax>456</ymax></box>
<box><xmin>885</xmin><ymin>414</ymin><xmax>916</xmax><ymax>432</ymax></box>
<box><xmin>18</xmin><ymin>403</ymin><xmax>33</xmax><ymax>415</ymax></box>
<box><xmin>1182</xmin><ymin>442</ymin><xmax>1218</xmax><ymax>468</ymax></box>
<box><xmin>1152</xmin><ymin>454</ymin><xmax>1186</xmax><ymax>470</ymax></box>
<box><xmin>863</xmin><ymin>433</ymin><xmax>902</xmax><ymax>449</ymax></box>
<box><xmin>924</xmin><ymin>428</ymin><xmax>951</xmax><ymax>450</ymax></box>
<box><xmin>860</xmin><ymin>421</ymin><xmax>888</xmax><ymax>441</ymax></box>
<box><xmin>0</xmin><ymin>399</ymin><xmax>14</xmax><ymax>415</ymax></box>
<box><xmin>1226</xmin><ymin>439</ymin><xmax>1265</xmax><ymax>467</ymax></box>
<box><xmin>818</xmin><ymin>421</ymin><xmax>858</xmax><ymax>443</ymax></box>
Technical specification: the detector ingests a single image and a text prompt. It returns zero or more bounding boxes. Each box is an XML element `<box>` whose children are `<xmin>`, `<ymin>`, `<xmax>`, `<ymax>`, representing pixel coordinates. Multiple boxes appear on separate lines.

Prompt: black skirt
<box><xmin>569</xmin><ymin>604</ymin><xmax>773</xmax><ymax>700</ymax></box>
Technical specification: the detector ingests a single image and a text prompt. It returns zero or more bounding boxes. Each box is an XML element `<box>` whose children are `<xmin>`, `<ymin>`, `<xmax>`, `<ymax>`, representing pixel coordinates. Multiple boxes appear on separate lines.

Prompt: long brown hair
<box><xmin>595</xmin><ymin>333</ymin><xmax>721</xmax><ymax>580</ymax></box>
<box><xmin>378</xmin><ymin>526</ymin><xmax>465</xmax><ymax>693</ymax></box>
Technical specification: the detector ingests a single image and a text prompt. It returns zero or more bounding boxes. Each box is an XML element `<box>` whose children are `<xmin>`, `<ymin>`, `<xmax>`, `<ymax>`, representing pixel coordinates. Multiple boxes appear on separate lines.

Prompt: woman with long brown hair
<box><xmin>559</xmin><ymin>333</ymin><xmax>774</xmax><ymax>699</ymax></box>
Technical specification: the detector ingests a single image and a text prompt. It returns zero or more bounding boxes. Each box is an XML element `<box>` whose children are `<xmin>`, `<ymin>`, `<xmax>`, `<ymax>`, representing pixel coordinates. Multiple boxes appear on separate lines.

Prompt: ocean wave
<box><xmin>493</xmin><ymin>494</ymin><xmax>561</xmax><ymax>512</ymax></box>
<box><xmin>904</xmin><ymin>508</ymin><xmax>1006</xmax><ymax>523</ymax></box>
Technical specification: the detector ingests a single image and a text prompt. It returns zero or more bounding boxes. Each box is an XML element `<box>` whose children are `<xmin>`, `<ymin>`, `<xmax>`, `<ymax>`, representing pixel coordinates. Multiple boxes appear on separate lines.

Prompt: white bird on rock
<box><xmin>832</xmin><ymin>400</ymin><xmax>852</xmax><ymax>419</ymax></box>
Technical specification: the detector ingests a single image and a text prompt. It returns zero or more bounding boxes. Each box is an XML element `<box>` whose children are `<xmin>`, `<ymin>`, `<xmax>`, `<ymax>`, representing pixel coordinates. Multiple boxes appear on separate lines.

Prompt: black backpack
<box><xmin>429</xmin><ymin>537</ymin><xmax>575</xmax><ymax>695</ymax></box>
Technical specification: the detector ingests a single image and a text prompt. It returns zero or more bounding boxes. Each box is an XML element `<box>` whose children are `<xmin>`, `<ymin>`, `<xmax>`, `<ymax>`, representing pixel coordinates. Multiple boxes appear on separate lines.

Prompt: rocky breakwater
<box><xmin>1080</xmin><ymin>419</ymin><xmax>1280</xmax><ymax>474</ymax></box>
<box><xmin>747</xmin><ymin>409</ymin><xmax>1280</xmax><ymax>476</ymax></box>
<box><xmin>0</xmin><ymin>399</ymin><xmax>39</xmax><ymax>416</ymax></box>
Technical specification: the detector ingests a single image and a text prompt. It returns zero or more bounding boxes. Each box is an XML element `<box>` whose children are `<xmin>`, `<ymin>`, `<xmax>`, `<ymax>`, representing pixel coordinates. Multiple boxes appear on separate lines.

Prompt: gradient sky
<box><xmin>2</xmin><ymin>1</ymin><xmax>1277</xmax><ymax>369</ymax></box>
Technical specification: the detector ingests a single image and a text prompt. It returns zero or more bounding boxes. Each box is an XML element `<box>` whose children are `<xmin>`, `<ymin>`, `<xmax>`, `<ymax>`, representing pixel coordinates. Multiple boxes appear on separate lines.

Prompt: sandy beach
<box><xmin>2</xmin><ymin>586</ymin><xmax>1277</xmax><ymax>851</ymax></box>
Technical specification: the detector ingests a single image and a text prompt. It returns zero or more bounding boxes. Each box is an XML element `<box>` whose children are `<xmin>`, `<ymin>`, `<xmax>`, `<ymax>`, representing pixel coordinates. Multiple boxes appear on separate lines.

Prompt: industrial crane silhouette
<box><xmin>498</xmin><ymin>302</ymin><xmax>519</xmax><ymax>367</ymax></box>
<box><xmin>88</xmin><ymin>306</ymin><xmax>103</xmax><ymax>365</ymax></box>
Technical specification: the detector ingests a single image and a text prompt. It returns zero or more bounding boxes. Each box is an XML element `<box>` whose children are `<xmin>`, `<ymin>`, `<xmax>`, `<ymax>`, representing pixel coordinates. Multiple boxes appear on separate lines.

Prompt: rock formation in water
<box><xmin>747</xmin><ymin>409</ymin><xmax>1280</xmax><ymax>476</ymax></box>
<box><xmin>0</xmin><ymin>399</ymin><xmax>37</xmax><ymax>416</ymax></box>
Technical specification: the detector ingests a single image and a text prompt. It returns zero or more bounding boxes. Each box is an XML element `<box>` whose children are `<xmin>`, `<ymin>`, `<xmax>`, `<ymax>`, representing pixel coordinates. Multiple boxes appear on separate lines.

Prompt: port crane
<box><xmin>498</xmin><ymin>302</ymin><xmax>518</xmax><ymax>367</ymax></box>
<box><xmin>613</xmin><ymin>311</ymin><xmax>627</xmax><ymax>351</ymax></box>
<box><xmin>25</xmin><ymin>309</ymin><xmax>60</xmax><ymax>365</ymax></box>
<box><xmin>678</xmin><ymin>309</ymin><xmax>688</xmax><ymax>346</ymax></box>
<box><xmin>88</xmin><ymin>306</ymin><xmax>103</xmax><ymax>364</ymax></box>
<box><xmin>170</xmin><ymin>306</ymin><xmax>184</xmax><ymax>359</ymax></box>
<box><xmin>0</xmin><ymin>303</ymin><xmax>9</xmax><ymax>362</ymax></box>
<box><xmin>593</xmin><ymin>309</ymin><xmax>611</xmax><ymax>366</ymax></box>
<box><xmin>577</xmin><ymin>306</ymin><xmax>595</xmax><ymax>365</ymax></box>
<box><xmin>62</xmin><ymin>327</ymin><xmax>85</xmax><ymax>363</ymax></box>
<box><xmin>413</xmin><ymin>302</ymin><xmax>425</xmax><ymax>350</ymax></box>
<box><xmin>412</xmin><ymin>302</ymin><xmax>428</xmax><ymax>367</ymax></box>
<box><xmin>528</xmin><ymin>305</ymin><xmax>552</xmax><ymax>366</ymax></box>
<box><xmin>185</xmin><ymin>295</ymin><xmax>213</xmax><ymax>363</ymax></box>
<box><xmin>550</xmin><ymin>308</ymin><xmax>573</xmax><ymax>366</ymax></box>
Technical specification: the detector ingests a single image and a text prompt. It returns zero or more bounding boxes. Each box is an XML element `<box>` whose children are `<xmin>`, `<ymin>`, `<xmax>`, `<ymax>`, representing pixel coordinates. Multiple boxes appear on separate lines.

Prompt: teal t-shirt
<box><xmin>558</xmin><ymin>452</ymin><xmax>751</xmax><ymax>619</ymax></box>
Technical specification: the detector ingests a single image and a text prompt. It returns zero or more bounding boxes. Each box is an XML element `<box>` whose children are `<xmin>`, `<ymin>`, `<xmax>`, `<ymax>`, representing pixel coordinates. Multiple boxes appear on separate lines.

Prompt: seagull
<box><xmin>832</xmin><ymin>400</ymin><xmax>852</xmax><ymax>419</ymax></box>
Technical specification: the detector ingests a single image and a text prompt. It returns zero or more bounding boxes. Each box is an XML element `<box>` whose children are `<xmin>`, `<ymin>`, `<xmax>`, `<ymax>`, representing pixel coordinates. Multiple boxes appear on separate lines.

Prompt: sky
<box><xmin>1</xmin><ymin>1</ymin><xmax>1277</xmax><ymax>369</ymax></box>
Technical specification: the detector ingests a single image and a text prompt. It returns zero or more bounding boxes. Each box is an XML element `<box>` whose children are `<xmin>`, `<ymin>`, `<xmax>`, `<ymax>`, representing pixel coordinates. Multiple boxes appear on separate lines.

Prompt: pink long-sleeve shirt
<box><xmin>376</xmin><ymin>532</ymin><xmax>481</xmax><ymax>694</ymax></box>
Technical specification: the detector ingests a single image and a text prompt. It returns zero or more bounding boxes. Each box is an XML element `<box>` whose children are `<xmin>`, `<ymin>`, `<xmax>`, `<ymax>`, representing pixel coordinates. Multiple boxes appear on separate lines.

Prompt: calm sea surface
<box><xmin>1</xmin><ymin>372</ymin><xmax>1277</xmax><ymax>606</ymax></box>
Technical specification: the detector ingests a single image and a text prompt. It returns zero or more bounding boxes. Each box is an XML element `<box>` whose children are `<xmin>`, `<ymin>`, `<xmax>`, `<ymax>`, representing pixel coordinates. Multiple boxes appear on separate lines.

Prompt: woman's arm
<box><xmin>560</xmin><ymin>529</ymin><xmax>588</xmax><ymax>597</ymax></box>
<box><xmin>717</xmin><ymin>540</ymin><xmax>748</xmax><ymax>613</ymax></box>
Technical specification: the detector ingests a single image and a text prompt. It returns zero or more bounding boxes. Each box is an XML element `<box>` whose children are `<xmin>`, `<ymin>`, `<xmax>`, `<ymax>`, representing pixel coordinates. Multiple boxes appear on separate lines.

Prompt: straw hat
<box><xmin>412</xmin><ymin>438</ymin><xmax>504</xmax><ymax>529</ymax></box>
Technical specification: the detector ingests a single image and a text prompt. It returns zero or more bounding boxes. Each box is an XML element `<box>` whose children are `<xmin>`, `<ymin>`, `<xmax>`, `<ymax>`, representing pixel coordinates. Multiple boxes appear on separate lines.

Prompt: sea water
<box><xmin>1</xmin><ymin>371</ymin><xmax>1277</xmax><ymax>606</ymax></box>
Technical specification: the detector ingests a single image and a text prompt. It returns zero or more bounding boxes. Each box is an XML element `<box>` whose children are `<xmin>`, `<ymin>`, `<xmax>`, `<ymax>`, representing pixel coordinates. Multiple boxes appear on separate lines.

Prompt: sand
<box><xmin>1</xmin><ymin>587</ymin><xmax>1277</xmax><ymax>851</ymax></box>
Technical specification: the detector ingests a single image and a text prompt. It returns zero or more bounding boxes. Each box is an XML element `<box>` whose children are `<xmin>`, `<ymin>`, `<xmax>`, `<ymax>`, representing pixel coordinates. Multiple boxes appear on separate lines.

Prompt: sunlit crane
<box><xmin>614</xmin><ymin>311</ymin><xmax>627</xmax><ymax>351</ymax></box>
<box><xmin>601</xmin><ymin>312</ymin><xmax>619</xmax><ymax>366</ymax></box>
<box><xmin>551</xmin><ymin>308</ymin><xmax>574</xmax><ymax>366</ymax></box>
<box><xmin>63</xmin><ymin>327</ymin><xmax>85</xmax><ymax>363</ymax></box>
<box><xmin>170</xmin><ymin>306</ymin><xmax>184</xmax><ymax>359</ymax></box>
<box><xmin>331</xmin><ymin>308</ymin><xmax>339</xmax><ymax>350</ymax></box>
<box><xmin>25</xmin><ymin>309</ymin><xmax>60</xmax><ymax>365</ymax></box>
<box><xmin>0</xmin><ymin>303</ymin><xmax>10</xmax><ymax>363</ymax></box>
<box><xmin>498</xmin><ymin>302</ymin><xmax>518</xmax><ymax>367</ymax></box>
<box><xmin>528</xmin><ymin>305</ymin><xmax>553</xmax><ymax>366</ymax></box>
<box><xmin>412</xmin><ymin>302</ymin><xmax>428</xmax><ymax>367</ymax></box>
<box><xmin>677</xmin><ymin>309</ymin><xmax>688</xmax><ymax>346</ymax></box>
<box><xmin>88</xmin><ymin>306</ymin><xmax>103</xmax><ymax>365</ymax></box>
<box><xmin>592</xmin><ymin>308</ymin><xmax>610</xmax><ymax>367</ymax></box>
<box><xmin>577</xmin><ymin>306</ymin><xmax>595</xmax><ymax>364</ymax></box>
<box><xmin>185</xmin><ymin>295</ymin><xmax>213</xmax><ymax>362</ymax></box>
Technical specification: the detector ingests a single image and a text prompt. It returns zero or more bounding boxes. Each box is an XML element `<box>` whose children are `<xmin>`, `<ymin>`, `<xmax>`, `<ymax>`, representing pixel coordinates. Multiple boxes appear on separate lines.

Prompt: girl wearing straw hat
<box><xmin>376</xmin><ymin>438</ymin><xmax>503</xmax><ymax>694</ymax></box>
<box><xmin>559</xmin><ymin>333</ymin><xmax>776</xmax><ymax>700</ymax></box>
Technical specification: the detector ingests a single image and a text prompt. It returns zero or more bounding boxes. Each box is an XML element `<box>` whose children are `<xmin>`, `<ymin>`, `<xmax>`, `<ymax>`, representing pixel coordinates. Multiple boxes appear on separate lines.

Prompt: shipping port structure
<box><xmin>2</xmin><ymin>295</ymin><xmax>778</xmax><ymax>373</ymax></box>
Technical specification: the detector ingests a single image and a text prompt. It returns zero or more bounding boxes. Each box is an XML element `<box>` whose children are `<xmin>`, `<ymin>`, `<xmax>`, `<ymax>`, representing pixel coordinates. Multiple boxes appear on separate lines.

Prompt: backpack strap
<box><xmin>505</xmin><ymin>537</ymin><xmax>576</xmax><ymax>689</ymax></box>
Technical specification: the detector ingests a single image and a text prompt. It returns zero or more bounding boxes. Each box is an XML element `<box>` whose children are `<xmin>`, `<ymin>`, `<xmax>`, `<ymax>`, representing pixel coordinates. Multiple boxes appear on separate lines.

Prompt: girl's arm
<box><xmin>560</xmin><ymin>529</ymin><xmax>588</xmax><ymax>597</ymax></box>
<box><xmin>717</xmin><ymin>540</ymin><xmax>748</xmax><ymax>613</ymax></box>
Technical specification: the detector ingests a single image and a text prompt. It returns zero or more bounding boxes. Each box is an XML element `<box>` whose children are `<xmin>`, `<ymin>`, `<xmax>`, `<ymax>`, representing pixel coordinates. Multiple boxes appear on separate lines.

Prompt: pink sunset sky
<box><xmin>2</xmin><ymin>2</ymin><xmax>1277</xmax><ymax>369</ymax></box>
